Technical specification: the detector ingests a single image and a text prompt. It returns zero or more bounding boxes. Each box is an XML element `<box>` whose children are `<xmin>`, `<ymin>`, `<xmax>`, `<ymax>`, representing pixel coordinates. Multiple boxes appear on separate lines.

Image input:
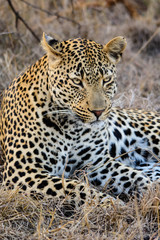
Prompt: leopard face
<box><xmin>42</xmin><ymin>34</ymin><xmax>126</xmax><ymax>123</ymax></box>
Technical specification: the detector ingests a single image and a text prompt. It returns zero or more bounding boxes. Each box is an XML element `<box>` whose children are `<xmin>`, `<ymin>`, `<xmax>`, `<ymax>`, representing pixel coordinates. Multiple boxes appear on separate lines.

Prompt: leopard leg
<box><xmin>87</xmin><ymin>159</ymin><xmax>151</xmax><ymax>197</ymax></box>
<box><xmin>3</xmin><ymin>169</ymin><xmax>116</xmax><ymax>208</ymax></box>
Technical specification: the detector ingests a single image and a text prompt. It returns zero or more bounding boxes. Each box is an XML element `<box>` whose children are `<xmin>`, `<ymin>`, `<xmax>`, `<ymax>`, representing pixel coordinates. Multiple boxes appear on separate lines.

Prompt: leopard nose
<box><xmin>91</xmin><ymin>109</ymin><xmax>105</xmax><ymax>118</ymax></box>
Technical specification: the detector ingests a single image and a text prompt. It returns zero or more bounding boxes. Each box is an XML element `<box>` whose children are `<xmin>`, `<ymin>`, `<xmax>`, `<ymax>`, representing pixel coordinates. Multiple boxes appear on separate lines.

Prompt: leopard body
<box><xmin>0</xmin><ymin>34</ymin><xmax>160</xmax><ymax>206</ymax></box>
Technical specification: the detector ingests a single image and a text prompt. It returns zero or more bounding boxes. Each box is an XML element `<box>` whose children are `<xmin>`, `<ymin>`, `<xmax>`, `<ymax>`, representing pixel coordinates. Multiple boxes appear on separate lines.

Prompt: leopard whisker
<box><xmin>43</xmin><ymin>110</ymin><xmax>72</xmax><ymax>116</ymax></box>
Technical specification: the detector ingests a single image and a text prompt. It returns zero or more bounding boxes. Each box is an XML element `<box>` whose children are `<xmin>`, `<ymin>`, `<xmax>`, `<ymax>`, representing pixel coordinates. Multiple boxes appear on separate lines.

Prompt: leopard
<box><xmin>0</xmin><ymin>33</ymin><xmax>160</xmax><ymax>207</ymax></box>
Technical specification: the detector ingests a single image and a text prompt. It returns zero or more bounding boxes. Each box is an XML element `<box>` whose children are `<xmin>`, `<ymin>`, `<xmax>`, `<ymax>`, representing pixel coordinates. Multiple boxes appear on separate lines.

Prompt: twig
<box><xmin>7</xmin><ymin>0</ymin><xmax>40</xmax><ymax>42</ymax></box>
<box><xmin>20</xmin><ymin>0</ymin><xmax>81</xmax><ymax>33</ymax></box>
<box><xmin>129</xmin><ymin>27</ymin><xmax>160</xmax><ymax>63</ymax></box>
<box><xmin>0</xmin><ymin>31</ymin><xmax>16</xmax><ymax>35</ymax></box>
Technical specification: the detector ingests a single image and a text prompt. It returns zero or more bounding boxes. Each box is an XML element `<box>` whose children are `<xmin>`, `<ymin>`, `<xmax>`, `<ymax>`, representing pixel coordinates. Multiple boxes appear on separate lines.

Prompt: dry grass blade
<box><xmin>47</xmin><ymin>209</ymin><xmax>56</xmax><ymax>231</ymax></box>
<box><xmin>37</xmin><ymin>205</ymin><xmax>43</xmax><ymax>240</ymax></box>
<box><xmin>49</xmin><ymin>220</ymin><xmax>74</xmax><ymax>233</ymax></box>
<box><xmin>135</xmin><ymin>197</ymin><xmax>143</xmax><ymax>240</ymax></box>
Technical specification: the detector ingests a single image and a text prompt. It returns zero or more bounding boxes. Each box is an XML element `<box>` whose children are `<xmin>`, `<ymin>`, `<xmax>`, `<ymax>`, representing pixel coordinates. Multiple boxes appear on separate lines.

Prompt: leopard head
<box><xmin>42</xmin><ymin>33</ymin><xmax>126</xmax><ymax>123</ymax></box>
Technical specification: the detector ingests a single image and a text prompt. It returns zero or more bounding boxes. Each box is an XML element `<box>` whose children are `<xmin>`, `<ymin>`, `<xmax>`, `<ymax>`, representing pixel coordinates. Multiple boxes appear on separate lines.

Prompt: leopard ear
<box><xmin>103</xmin><ymin>36</ymin><xmax>127</xmax><ymax>64</ymax></box>
<box><xmin>41</xmin><ymin>33</ymin><xmax>62</xmax><ymax>66</ymax></box>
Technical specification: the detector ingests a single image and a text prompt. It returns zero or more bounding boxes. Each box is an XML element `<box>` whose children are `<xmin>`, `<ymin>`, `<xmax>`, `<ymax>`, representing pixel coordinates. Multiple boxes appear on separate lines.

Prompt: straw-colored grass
<box><xmin>0</xmin><ymin>185</ymin><xmax>160</xmax><ymax>239</ymax></box>
<box><xmin>0</xmin><ymin>0</ymin><xmax>160</xmax><ymax>239</ymax></box>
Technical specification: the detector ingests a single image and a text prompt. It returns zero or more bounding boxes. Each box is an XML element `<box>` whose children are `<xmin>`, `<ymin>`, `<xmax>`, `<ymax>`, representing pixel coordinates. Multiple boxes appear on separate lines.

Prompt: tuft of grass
<box><xmin>0</xmin><ymin>185</ymin><xmax>159</xmax><ymax>239</ymax></box>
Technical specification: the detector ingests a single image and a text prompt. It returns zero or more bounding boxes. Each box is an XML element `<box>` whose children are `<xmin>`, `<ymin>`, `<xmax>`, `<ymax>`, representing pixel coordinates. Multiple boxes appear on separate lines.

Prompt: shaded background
<box><xmin>0</xmin><ymin>0</ymin><xmax>160</xmax><ymax>239</ymax></box>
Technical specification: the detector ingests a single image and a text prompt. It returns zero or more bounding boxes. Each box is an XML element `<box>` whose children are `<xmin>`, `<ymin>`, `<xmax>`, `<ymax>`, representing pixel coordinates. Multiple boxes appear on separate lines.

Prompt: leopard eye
<box><xmin>72</xmin><ymin>78</ymin><xmax>83</xmax><ymax>87</ymax></box>
<box><xmin>103</xmin><ymin>76</ymin><xmax>112</xmax><ymax>87</ymax></box>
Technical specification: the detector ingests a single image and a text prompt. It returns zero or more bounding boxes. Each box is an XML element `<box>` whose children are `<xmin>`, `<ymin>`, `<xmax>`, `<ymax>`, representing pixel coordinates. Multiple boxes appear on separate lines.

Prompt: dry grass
<box><xmin>0</xmin><ymin>0</ymin><xmax>160</xmax><ymax>239</ymax></box>
<box><xmin>0</xmin><ymin>185</ymin><xmax>160</xmax><ymax>240</ymax></box>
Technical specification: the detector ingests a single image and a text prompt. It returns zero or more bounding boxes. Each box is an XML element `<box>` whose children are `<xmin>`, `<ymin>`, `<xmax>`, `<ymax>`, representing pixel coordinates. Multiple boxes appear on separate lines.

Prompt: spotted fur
<box><xmin>0</xmin><ymin>34</ymin><xmax>160</xmax><ymax>206</ymax></box>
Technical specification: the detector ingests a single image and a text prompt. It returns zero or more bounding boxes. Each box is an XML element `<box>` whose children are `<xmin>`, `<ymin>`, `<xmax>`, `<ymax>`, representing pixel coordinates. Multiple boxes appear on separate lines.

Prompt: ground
<box><xmin>0</xmin><ymin>0</ymin><xmax>160</xmax><ymax>239</ymax></box>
